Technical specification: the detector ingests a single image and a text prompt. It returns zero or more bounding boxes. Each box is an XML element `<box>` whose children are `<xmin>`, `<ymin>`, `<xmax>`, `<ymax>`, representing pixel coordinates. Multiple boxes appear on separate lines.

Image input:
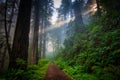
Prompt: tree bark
<box><xmin>31</xmin><ymin>0</ymin><xmax>40</xmax><ymax>64</ymax></box>
<box><xmin>73</xmin><ymin>0</ymin><xmax>85</xmax><ymax>33</ymax></box>
<box><xmin>8</xmin><ymin>0</ymin><xmax>16</xmax><ymax>35</ymax></box>
<box><xmin>4</xmin><ymin>0</ymin><xmax>11</xmax><ymax>59</ymax></box>
<box><xmin>9</xmin><ymin>0</ymin><xmax>32</xmax><ymax>69</ymax></box>
<box><xmin>43</xmin><ymin>22</ymin><xmax>46</xmax><ymax>58</ymax></box>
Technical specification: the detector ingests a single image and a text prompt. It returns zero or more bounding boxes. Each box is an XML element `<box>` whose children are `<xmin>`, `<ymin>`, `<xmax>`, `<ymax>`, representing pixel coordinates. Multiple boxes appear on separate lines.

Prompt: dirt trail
<box><xmin>45</xmin><ymin>62</ymin><xmax>72</xmax><ymax>80</ymax></box>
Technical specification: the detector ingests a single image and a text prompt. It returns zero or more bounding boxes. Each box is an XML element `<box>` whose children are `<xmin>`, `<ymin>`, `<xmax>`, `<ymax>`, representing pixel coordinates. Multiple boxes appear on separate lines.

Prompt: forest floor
<box><xmin>44</xmin><ymin>62</ymin><xmax>71</xmax><ymax>80</ymax></box>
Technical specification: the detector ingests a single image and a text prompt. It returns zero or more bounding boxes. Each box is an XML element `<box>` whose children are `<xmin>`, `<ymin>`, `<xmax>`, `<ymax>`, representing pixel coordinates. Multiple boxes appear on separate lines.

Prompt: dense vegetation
<box><xmin>0</xmin><ymin>59</ymin><xmax>50</xmax><ymax>80</ymax></box>
<box><xmin>53</xmin><ymin>0</ymin><xmax>120</xmax><ymax>80</ymax></box>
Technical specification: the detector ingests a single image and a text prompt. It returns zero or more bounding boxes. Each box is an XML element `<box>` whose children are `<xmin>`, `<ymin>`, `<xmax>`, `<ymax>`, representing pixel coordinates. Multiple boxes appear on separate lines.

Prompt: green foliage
<box><xmin>54</xmin><ymin>58</ymin><xmax>99</xmax><ymax>80</ymax></box>
<box><xmin>92</xmin><ymin>66</ymin><xmax>103</xmax><ymax>75</ymax></box>
<box><xmin>5</xmin><ymin>69</ymin><xmax>26</xmax><ymax>80</ymax></box>
<box><xmin>80</xmin><ymin>74</ymin><xmax>99</xmax><ymax>80</ymax></box>
<box><xmin>38</xmin><ymin>59</ymin><xmax>50</xmax><ymax>67</ymax></box>
<box><xmin>16</xmin><ymin>58</ymin><xmax>26</xmax><ymax>65</ymax></box>
<box><xmin>1</xmin><ymin>59</ymin><xmax>50</xmax><ymax>80</ymax></box>
<box><xmin>100</xmin><ymin>73</ymin><xmax>116</xmax><ymax>80</ymax></box>
<box><xmin>54</xmin><ymin>58</ymin><xmax>79</xmax><ymax>79</ymax></box>
<box><xmin>25</xmin><ymin>59</ymin><xmax>50</xmax><ymax>80</ymax></box>
<box><xmin>15</xmin><ymin>58</ymin><xmax>26</xmax><ymax>69</ymax></box>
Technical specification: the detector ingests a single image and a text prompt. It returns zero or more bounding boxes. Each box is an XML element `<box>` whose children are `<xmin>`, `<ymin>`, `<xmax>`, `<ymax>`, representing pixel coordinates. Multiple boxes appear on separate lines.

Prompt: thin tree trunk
<box><xmin>8</xmin><ymin>0</ymin><xmax>16</xmax><ymax>35</ymax></box>
<box><xmin>39</xmin><ymin>19</ymin><xmax>43</xmax><ymax>59</ymax></box>
<box><xmin>41</xmin><ymin>18</ymin><xmax>44</xmax><ymax>58</ymax></box>
<box><xmin>1</xmin><ymin>0</ymin><xmax>11</xmax><ymax>72</ymax></box>
<box><xmin>43</xmin><ymin>22</ymin><xmax>46</xmax><ymax>58</ymax></box>
<box><xmin>4</xmin><ymin>0</ymin><xmax>11</xmax><ymax>58</ymax></box>
<box><xmin>1</xmin><ymin>45</ymin><xmax>7</xmax><ymax>72</ymax></box>
<box><xmin>38</xmin><ymin>29</ymin><xmax>42</xmax><ymax>59</ymax></box>
<box><xmin>96</xmin><ymin>0</ymin><xmax>101</xmax><ymax>16</ymax></box>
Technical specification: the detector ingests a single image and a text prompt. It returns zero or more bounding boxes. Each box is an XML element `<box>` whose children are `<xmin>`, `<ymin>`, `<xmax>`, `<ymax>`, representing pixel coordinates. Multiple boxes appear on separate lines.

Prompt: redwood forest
<box><xmin>0</xmin><ymin>0</ymin><xmax>120</xmax><ymax>80</ymax></box>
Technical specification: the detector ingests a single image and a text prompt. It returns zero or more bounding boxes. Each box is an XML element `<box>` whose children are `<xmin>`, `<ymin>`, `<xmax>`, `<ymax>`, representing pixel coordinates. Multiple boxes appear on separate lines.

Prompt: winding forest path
<box><xmin>45</xmin><ymin>62</ymin><xmax>71</xmax><ymax>80</ymax></box>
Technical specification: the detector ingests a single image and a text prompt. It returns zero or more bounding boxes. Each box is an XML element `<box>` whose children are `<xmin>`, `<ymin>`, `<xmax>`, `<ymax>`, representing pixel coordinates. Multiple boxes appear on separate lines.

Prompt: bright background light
<box><xmin>54</xmin><ymin>0</ymin><xmax>61</xmax><ymax>8</ymax></box>
<box><xmin>51</xmin><ymin>0</ymin><xmax>61</xmax><ymax>25</ymax></box>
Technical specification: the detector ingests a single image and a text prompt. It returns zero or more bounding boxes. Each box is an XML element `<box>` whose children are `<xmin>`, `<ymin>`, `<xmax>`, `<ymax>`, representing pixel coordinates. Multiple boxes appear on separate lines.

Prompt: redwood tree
<box><xmin>9</xmin><ymin>0</ymin><xmax>32</xmax><ymax>69</ymax></box>
<box><xmin>30</xmin><ymin>0</ymin><xmax>40</xmax><ymax>64</ymax></box>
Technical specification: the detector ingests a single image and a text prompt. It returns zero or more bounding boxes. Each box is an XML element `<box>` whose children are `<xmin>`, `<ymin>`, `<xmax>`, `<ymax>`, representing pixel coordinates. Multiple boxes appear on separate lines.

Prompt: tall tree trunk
<box><xmin>31</xmin><ymin>0</ymin><xmax>40</xmax><ymax>64</ymax></box>
<box><xmin>39</xmin><ymin>18</ymin><xmax>43</xmax><ymax>59</ymax></box>
<box><xmin>4</xmin><ymin>0</ymin><xmax>11</xmax><ymax>58</ymax></box>
<box><xmin>1</xmin><ymin>0</ymin><xmax>11</xmax><ymax>72</ymax></box>
<box><xmin>42</xmin><ymin>1</ymin><xmax>48</xmax><ymax>58</ymax></box>
<box><xmin>42</xmin><ymin>22</ymin><xmax>46</xmax><ymax>58</ymax></box>
<box><xmin>41</xmin><ymin>18</ymin><xmax>44</xmax><ymax>58</ymax></box>
<box><xmin>73</xmin><ymin>0</ymin><xmax>85</xmax><ymax>33</ymax></box>
<box><xmin>9</xmin><ymin>0</ymin><xmax>32</xmax><ymax>69</ymax></box>
<box><xmin>8</xmin><ymin>0</ymin><xmax>16</xmax><ymax>35</ymax></box>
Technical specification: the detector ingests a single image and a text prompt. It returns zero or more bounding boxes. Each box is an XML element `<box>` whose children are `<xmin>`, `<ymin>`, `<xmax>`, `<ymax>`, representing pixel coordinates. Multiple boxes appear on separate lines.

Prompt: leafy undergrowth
<box><xmin>55</xmin><ymin>58</ymin><xmax>98</xmax><ymax>80</ymax></box>
<box><xmin>26</xmin><ymin>59</ymin><xmax>50</xmax><ymax>80</ymax></box>
<box><xmin>55</xmin><ymin>58</ymin><xmax>120</xmax><ymax>80</ymax></box>
<box><xmin>0</xmin><ymin>59</ymin><xmax>50</xmax><ymax>80</ymax></box>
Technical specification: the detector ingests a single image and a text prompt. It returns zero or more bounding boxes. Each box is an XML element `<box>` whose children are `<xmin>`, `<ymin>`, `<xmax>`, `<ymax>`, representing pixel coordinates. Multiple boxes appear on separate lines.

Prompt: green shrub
<box><xmin>5</xmin><ymin>69</ymin><xmax>26</xmax><ymax>80</ymax></box>
<box><xmin>80</xmin><ymin>73</ymin><xmax>99</xmax><ymax>80</ymax></box>
<box><xmin>100</xmin><ymin>73</ymin><xmax>116</xmax><ymax>80</ymax></box>
<box><xmin>26</xmin><ymin>59</ymin><xmax>50</xmax><ymax>80</ymax></box>
<box><xmin>2</xmin><ymin>59</ymin><xmax>50</xmax><ymax>80</ymax></box>
<box><xmin>92</xmin><ymin>66</ymin><xmax>103</xmax><ymax>75</ymax></box>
